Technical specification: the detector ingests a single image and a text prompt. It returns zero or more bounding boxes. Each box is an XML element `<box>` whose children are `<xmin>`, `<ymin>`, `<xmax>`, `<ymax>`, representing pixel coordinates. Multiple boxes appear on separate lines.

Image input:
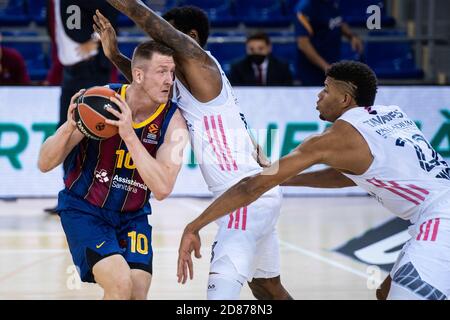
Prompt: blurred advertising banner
<box><xmin>1</xmin><ymin>86</ymin><xmax>449</xmax><ymax>198</ymax></box>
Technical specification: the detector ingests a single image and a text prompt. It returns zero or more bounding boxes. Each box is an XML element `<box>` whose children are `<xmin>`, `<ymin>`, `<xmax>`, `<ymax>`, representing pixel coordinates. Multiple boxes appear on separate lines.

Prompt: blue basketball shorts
<box><xmin>59</xmin><ymin>207</ymin><xmax>153</xmax><ymax>283</ymax></box>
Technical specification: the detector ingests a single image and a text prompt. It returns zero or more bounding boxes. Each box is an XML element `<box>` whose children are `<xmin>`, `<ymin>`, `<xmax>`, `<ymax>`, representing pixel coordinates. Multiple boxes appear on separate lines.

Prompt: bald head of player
<box><xmin>316</xmin><ymin>61</ymin><xmax>378</xmax><ymax>122</ymax></box>
<box><xmin>131</xmin><ymin>40</ymin><xmax>176</xmax><ymax>105</ymax></box>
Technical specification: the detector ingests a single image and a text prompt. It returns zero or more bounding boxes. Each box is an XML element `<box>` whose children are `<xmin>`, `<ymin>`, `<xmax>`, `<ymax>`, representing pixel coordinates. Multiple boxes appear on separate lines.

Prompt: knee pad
<box><xmin>207</xmin><ymin>256</ymin><xmax>246</xmax><ymax>300</ymax></box>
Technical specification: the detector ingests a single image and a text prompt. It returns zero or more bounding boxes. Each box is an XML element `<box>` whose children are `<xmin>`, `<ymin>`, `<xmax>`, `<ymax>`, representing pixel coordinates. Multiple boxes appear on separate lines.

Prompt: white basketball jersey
<box><xmin>339</xmin><ymin>105</ymin><xmax>450</xmax><ymax>223</ymax></box>
<box><xmin>174</xmin><ymin>52</ymin><xmax>262</xmax><ymax>195</ymax></box>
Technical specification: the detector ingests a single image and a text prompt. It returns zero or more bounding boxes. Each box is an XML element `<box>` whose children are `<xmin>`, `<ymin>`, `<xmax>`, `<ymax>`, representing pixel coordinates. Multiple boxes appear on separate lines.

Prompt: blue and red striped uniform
<box><xmin>56</xmin><ymin>83</ymin><xmax>178</xmax><ymax>282</ymax></box>
<box><xmin>59</xmin><ymin>83</ymin><xmax>177</xmax><ymax>214</ymax></box>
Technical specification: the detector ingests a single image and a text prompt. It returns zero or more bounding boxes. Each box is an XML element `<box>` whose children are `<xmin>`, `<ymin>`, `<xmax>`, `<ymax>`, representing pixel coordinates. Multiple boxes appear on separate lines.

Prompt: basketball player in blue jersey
<box><xmin>38</xmin><ymin>41</ymin><xmax>189</xmax><ymax>300</ymax></box>
<box><xmin>97</xmin><ymin>1</ymin><xmax>291</xmax><ymax>300</ymax></box>
<box><xmin>178</xmin><ymin>61</ymin><xmax>450</xmax><ymax>300</ymax></box>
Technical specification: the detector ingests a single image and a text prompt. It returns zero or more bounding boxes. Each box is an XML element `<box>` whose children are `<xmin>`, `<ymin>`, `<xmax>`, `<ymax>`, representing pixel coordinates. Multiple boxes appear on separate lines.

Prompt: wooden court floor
<box><xmin>0</xmin><ymin>196</ymin><xmax>392</xmax><ymax>300</ymax></box>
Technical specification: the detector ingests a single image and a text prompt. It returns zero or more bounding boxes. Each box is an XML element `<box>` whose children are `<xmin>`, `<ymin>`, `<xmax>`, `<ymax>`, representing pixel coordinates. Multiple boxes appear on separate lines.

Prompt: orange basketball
<box><xmin>74</xmin><ymin>87</ymin><xmax>121</xmax><ymax>140</ymax></box>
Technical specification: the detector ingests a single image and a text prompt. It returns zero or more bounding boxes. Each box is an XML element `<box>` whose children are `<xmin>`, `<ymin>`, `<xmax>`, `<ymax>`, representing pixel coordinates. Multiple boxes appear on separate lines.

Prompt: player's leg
<box><xmin>207</xmin><ymin>220</ymin><xmax>253</xmax><ymax>300</ymax></box>
<box><xmin>387</xmin><ymin>261</ymin><xmax>446</xmax><ymax>300</ymax></box>
<box><xmin>248</xmin><ymin>229</ymin><xmax>292</xmax><ymax>300</ymax></box>
<box><xmin>208</xmin><ymin>255</ymin><xmax>247</xmax><ymax>300</ymax></box>
<box><xmin>120</xmin><ymin>214</ymin><xmax>154</xmax><ymax>300</ymax></box>
<box><xmin>59</xmin><ymin>208</ymin><xmax>130</xmax><ymax>299</ymax></box>
<box><xmin>248</xmin><ymin>276</ymin><xmax>292</xmax><ymax>300</ymax></box>
<box><xmin>387</xmin><ymin>231</ymin><xmax>449</xmax><ymax>300</ymax></box>
<box><xmin>130</xmin><ymin>270</ymin><xmax>152</xmax><ymax>300</ymax></box>
<box><xmin>207</xmin><ymin>190</ymin><xmax>283</xmax><ymax>300</ymax></box>
<box><xmin>92</xmin><ymin>254</ymin><xmax>133</xmax><ymax>300</ymax></box>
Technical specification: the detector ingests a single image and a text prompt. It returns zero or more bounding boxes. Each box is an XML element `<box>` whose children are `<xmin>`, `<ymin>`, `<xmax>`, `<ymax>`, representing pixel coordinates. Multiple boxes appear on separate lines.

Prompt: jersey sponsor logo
<box><xmin>94</xmin><ymin>169</ymin><xmax>110</xmax><ymax>183</ymax></box>
<box><xmin>335</xmin><ymin>217</ymin><xmax>411</xmax><ymax>272</ymax></box>
<box><xmin>111</xmin><ymin>174</ymin><xmax>148</xmax><ymax>194</ymax></box>
<box><xmin>362</xmin><ymin>110</ymin><xmax>405</xmax><ymax>128</ymax></box>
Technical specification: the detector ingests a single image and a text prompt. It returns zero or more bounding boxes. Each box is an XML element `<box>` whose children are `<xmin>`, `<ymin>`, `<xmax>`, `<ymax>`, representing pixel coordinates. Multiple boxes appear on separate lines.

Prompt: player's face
<box><xmin>316</xmin><ymin>77</ymin><xmax>347</xmax><ymax>122</ymax></box>
<box><xmin>140</xmin><ymin>53</ymin><xmax>175</xmax><ymax>104</ymax></box>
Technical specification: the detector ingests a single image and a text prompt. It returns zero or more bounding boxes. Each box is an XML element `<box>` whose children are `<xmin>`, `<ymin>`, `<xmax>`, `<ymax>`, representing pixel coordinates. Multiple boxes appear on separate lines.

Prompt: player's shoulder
<box><xmin>371</xmin><ymin>104</ymin><xmax>404</xmax><ymax>112</ymax></box>
<box><xmin>163</xmin><ymin>101</ymin><xmax>185</xmax><ymax>129</ymax></box>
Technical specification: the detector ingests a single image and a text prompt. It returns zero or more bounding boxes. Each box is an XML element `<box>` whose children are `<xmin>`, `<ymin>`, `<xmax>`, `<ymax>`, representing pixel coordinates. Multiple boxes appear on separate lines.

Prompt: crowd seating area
<box><xmin>0</xmin><ymin>0</ymin><xmax>425</xmax><ymax>83</ymax></box>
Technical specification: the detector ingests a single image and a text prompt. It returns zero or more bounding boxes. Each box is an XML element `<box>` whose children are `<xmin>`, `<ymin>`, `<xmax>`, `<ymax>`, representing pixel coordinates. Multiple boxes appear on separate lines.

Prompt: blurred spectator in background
<box><xmin>45</xmin><ymin>0</ymin><xmax>117</xmax><ymax>214</ymax></box>
<box><xmin>44</xmin><ymin>0</ymin><xmax>63</xmax><ymax>86</ymax></box>
<box><xmin>295</xmin><ymin>0</ymin><xmax>363</xmax><ymax>86</ymax></box>
<box><xmin>229</xmin><ymin>32</ymin><xmax>293</xmax><ymax>86</ymax></box>
<box><xmin>54</xmin><ymin>0</ymin><xmax>117</xmax><ymax>128</ymax></box>
<box><xmin>0</xmin><ymin>33</ymin><xmax>31</xmax><ymax>85</ymax></box>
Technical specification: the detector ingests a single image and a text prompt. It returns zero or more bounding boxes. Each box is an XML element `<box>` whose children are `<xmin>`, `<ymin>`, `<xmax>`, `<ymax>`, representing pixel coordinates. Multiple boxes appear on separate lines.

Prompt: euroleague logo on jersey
<box><xmin>143</xmin><ymin>124</ymin><xmax>159</xmax><ymax>145</ymax></box>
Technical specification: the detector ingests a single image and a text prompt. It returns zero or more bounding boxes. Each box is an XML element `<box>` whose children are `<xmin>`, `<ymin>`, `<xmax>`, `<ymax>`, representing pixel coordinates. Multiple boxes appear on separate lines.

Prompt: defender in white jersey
<box><xmin>97</xmin><ymin>2</ymin><xmax>292</xmax><ymax>300</ymax></box>
<box><xmin>179</xmin><ymin>61</ymin><xmax>450</xmax><ymax>300</ymax></box>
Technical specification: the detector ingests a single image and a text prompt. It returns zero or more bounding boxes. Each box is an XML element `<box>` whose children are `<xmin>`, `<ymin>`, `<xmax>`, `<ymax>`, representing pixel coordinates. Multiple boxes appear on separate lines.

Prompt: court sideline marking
<box><xmin>184</xmin><ymin>200</ymin><xmax>371</xmax><ymax>280</ymax></box>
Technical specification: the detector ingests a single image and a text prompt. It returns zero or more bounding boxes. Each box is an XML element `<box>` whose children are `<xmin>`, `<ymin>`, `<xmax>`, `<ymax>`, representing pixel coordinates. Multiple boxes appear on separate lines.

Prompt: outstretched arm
<box><xmin>176</xmin><ymin>120</ymin><xmax>372</xmax><ymax>283</ymax></box>
<box><xmin>177</xmin><ymin>133</ymin><xmax>326</xmax><ymax>284</ymax></box>
<box><xmin>106</xmin><ymin>0</ymin><xmax>207</xmax><ymax>63</ymax></box>
<box><xmin>281</xmin><ymin>168</ymin><xmax>356</xmax><ymax>188</ymax></box>
<box><xmin>106</xmin><ymin>0</ymin><xmax>221</xmax><ymax>102</ymax></box>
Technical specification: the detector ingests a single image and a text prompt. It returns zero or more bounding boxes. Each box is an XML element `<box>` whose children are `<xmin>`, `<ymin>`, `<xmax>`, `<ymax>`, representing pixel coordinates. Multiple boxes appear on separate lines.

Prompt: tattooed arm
<box><xmin>106</xmin><ymin>0</ymin><xmax>222</xmax><ymax>102</ymax></box>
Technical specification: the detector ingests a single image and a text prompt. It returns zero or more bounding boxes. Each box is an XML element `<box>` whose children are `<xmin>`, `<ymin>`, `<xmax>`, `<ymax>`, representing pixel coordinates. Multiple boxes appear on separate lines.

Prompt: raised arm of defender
<box><xmin>105</xmin><ymin>0</ymin><xmax>222</xmax><ymax>101</ymax></box>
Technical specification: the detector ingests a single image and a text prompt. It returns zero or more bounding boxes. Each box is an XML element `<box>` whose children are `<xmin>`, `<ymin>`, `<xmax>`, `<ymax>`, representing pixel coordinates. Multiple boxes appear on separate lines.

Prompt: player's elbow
<box><xmin>238</xmin><ymin>176</ymin><xmax>263</xmax><ymax>200</ymax></box>
<box><xmin>152</xmin><ymin>185</ymin><xmax>172</xmax><ymax>201</ymax></box>
<box><xmin>38</xmin><ymin>157</ymin><xmax>52</xmax><ymax>173</ymax></box>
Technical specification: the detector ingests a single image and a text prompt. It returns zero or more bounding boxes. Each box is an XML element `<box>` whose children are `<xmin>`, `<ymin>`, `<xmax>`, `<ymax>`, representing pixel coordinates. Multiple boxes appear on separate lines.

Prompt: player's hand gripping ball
<box><xmin>74</xmin><ymin>87</ymin><xmax>121</xmax><ymax>140</ymax></box>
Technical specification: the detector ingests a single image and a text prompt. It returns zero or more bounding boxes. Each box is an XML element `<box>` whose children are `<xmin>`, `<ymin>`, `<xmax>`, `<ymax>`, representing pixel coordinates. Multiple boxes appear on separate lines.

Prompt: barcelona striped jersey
<box><xmin>60</xmin><ymin>83</ymin><xmax>178</xmax><ymax>214</ymax></box>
